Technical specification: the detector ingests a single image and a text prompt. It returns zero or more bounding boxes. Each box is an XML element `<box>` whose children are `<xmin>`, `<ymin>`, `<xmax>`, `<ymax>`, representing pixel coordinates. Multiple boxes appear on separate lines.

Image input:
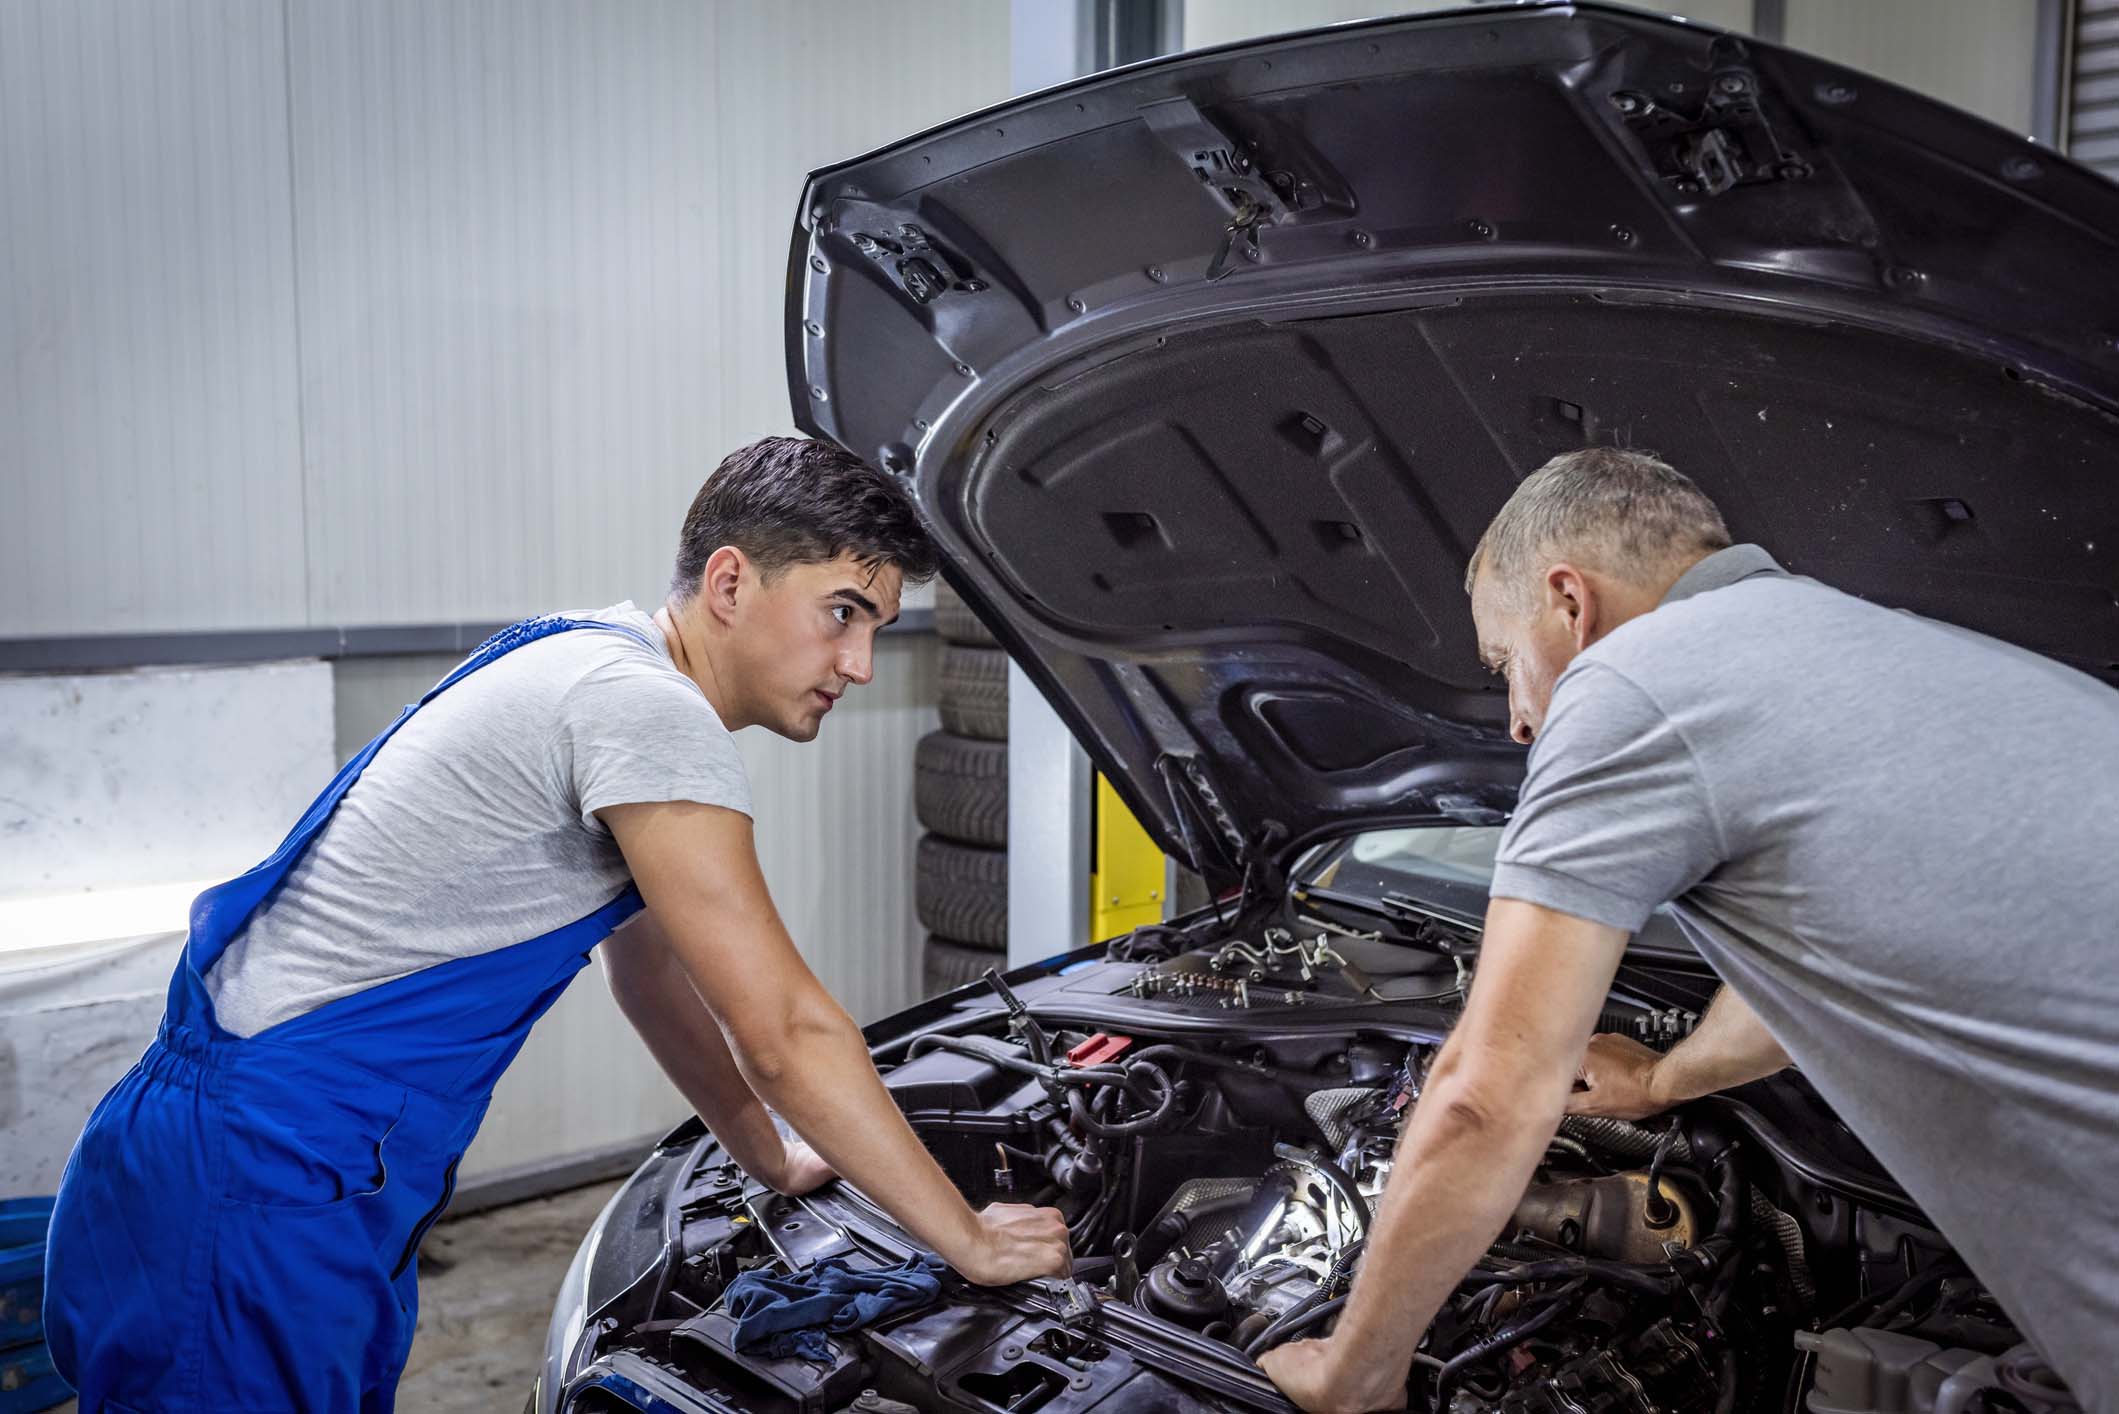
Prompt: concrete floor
<box><xmin>48</xmin><ymin>1178</ymin><xmax>623</xmax><ymax>1414</ymax></box>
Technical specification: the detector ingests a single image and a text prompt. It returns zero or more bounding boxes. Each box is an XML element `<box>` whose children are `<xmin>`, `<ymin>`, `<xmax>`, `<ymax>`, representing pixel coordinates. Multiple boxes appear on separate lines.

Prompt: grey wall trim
<box><xmin>0</xmin><ymin>608</ymin><xmax>936</xmax><ymax>674</ymax></box>
<box><xmin>1750</xmin><ymin>0</ymin><xmax>1786</xmax><ymax>44</ymax></box>
<box><xmin>442</xmin><ymin>1132</ymin><xmax>661</xmax><ymax>1221</ymax></box>
<box><xmin>2033</xmin><ymin>0</ymin><xmax>2073</xmax><ymax>148</ymax></box>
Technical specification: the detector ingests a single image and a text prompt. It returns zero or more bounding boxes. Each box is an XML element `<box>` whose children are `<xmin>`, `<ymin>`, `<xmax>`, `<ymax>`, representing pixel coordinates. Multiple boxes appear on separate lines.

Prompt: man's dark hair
<box><xmin>671</xmin><ymin>436</ymin><xmax>937</xmax><ymax>597</ymax></box>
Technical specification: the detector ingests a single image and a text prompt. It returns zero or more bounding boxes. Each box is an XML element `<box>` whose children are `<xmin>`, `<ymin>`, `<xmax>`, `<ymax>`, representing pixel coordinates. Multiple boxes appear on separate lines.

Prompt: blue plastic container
<box><xmin>0</xmin><ymin>1197</ymin><xmax>55</xmax><ymax>1352</ymax></box>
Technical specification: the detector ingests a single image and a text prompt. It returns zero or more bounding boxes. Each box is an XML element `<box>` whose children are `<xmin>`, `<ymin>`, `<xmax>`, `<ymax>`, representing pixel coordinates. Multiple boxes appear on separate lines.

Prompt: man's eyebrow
<box><xmin>828</xmin><ymin>586</ymin><xmax>897</xmax><ymax>627</ymax></box>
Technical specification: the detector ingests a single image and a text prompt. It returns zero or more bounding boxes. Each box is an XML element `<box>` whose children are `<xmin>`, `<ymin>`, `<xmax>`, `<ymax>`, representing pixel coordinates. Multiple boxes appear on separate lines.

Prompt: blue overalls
<box><xmin>44</xmin><ymin>616</ymin><xmax>653</xmax><ymax>1412</ymax></box>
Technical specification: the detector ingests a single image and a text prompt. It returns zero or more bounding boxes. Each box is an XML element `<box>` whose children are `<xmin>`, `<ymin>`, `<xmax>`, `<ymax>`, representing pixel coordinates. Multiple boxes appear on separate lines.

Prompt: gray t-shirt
<box><xmin>206</xmin><ymin>603</ymin><xmax>750</xmax><ymax>1038</ymax></box>
<box><xmin>1492</xmin><ymin>546</ymin><xmax>2119</xmax><ymax>1409</ymax></box>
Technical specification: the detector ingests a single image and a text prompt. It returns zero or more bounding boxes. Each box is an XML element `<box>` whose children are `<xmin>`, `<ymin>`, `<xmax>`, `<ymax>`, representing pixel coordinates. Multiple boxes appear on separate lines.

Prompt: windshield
<box><xmin>1339</xmin><ymin>827</ymin><xmax>1501</xmax><ymax>888</ymax></box>
<box><xmin>1302</xmin><ymin>826</ymin><xmax>1502</xmax><ymax>922</ymax></box>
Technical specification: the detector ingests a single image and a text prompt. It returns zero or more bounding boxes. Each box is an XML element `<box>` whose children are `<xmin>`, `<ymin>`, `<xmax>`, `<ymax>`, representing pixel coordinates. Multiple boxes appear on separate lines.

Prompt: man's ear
<box><xmin>1543</xmin><ymin>563</ymin><xmax>1598</xmax><ymax>650</ymax></box>
<box><xmin>699</xmin><ymin>545</ymin><xmax>748</xmax><ymax>625</ymax></box>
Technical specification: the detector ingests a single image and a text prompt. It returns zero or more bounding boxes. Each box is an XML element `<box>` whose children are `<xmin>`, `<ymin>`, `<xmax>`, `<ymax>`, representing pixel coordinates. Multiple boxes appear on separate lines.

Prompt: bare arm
<box><xmin>601</xmin><ymin>910</ymin><xmax>830</xmax><ymax>1195</ymax></box>
<box><xmin>600</xmin><ymin>799</ymin><xmax>1069</xmax><ymax>1286</ymax></box>
<box><xmin>1568</xmin><ymin>984</ymin><xmax>1792</xmax><ymax>1122</ymax></box>
<box><xmin>1261</xmin><ymin>900</ymin><xmax>1630</xmax><ymax>1413</ymax></box>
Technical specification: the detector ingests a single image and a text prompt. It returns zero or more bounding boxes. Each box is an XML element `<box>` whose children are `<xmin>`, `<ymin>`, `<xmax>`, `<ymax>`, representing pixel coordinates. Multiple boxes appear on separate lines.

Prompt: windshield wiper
<box><xmin>1291</xmin><ymin>883</ymin><xmax>1480</xmax><ymax>955</ymax></box>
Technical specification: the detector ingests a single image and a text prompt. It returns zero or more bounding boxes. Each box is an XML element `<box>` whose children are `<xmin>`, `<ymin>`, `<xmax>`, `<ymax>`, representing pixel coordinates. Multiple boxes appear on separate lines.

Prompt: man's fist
<box><xmin>954</xmin><ymin>1203</ymin><xmax>1072</xmax><ymax>1287</ymax></box>
<box><xmin>765</xmin><ymin>1138</ymin><xmax>837</xmax><ymax>1196</ymax></box>
<box><xmin>1567</xmin><ymin>1033</ymin><xmax>1669</xmax><ymax>1121</ymax></box>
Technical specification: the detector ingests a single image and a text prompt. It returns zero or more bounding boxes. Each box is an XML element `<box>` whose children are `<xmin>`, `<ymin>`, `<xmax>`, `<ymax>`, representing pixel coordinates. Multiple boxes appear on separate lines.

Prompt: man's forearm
<box><xmin>724</xmin><ymin>997</ymin><xmax>984</xmax><ymax>1262</ymax></box>
<box><xmin>603</xmin><ymin>919</ymin><xmax>789</xmax><ymax>1184</ymax></box>
<box><xmin>1648</xmin><ymin>986</ymin><xmax>1791</xmax><ymax>1107</ymax></box>
<box><xmin>1330</xmin><ymin>1065</ymin><xmax>1565</xmax><ymax>1382</ymax></box>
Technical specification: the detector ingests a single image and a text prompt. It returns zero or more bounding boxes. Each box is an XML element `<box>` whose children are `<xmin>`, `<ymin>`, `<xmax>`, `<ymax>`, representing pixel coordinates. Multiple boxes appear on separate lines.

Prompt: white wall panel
<box><xmin>0</xmin><ymin>661</ymin><xmax>333</xmax><ymax>899</ymax></box>
<box><xmin>289</xmin><ymin>0</ymin><xmax>721</xmax><ymax>626</ymax></box>
<box><xmin>714</xmin><ymin>2</ymin><xmax>1012</xmax><ymax>447</ymax></box>
<box><xmin>0</xmin><ymin>0</ymin><xmax>306</xmax><ymax>636</ymax></box>
<box><xmin>1184</xmin><ymin>0</ymin><xmax>1752</xmax><ymax>52</ymax></box>
<box><xmin>1787</xmin><ymin>0</ymin><xmax>2039</xmax><ymax>134</ymax></box>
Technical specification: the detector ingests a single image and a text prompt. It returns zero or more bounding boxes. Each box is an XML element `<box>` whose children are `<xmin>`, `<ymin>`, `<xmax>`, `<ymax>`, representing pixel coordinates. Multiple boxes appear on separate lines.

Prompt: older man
<box><xmin>1261</xmin><ymin>448</ymin><xmax>2119</xmax><ymax>1412</ymax></box>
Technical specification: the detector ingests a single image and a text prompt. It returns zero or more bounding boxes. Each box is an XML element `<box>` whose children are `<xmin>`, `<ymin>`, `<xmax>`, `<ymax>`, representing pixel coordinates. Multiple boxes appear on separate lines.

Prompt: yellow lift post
<box><xmin>1090</xmin><ymin>773</ymin><xmax>1165</xmax><ymax>943</ymax></box>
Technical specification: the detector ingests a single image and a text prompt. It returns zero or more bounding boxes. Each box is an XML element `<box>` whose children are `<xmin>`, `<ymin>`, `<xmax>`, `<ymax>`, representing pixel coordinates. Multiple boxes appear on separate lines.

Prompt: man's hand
<box><xmin>1263</xmin><ymin>900</ymin><xmax>1631</xmax><ymax>1413</ymax></box>
<box><xmin>954</xmin><ymin>1203</ymin><xmax>1072</xmax><ymax>1286</ymax></box>
<box><xmin>766</xmin><ymin>1138</ymin><xmax>837</xmax><ymax>1197</ymax></box>
<box><xmin>1567</xmin><ymin>1033</ymin><xmax>1668</xmax><ymax>1120</ymax></box>
<box><xmin>1257</xmin><ymin>1339</ymin><xmax>1406</xmax><ymax>1413</ymax></box>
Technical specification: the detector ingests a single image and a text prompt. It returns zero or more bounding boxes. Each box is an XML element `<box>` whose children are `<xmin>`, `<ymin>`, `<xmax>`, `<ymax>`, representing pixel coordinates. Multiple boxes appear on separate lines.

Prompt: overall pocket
<box><xmin>215</xmin><ymin>1086</ymin><xmax>408</xmax><ymax>1211</ymax></box>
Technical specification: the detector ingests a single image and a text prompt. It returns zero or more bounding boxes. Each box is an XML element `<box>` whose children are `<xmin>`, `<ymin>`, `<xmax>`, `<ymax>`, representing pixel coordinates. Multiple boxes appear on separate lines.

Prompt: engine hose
<box><xmin>1751</xmin><ymin>1193</ymin><xmax>1816</xmax><ymax>1307</ymax></box>
<box><xmin>1713</xmin><ymin>1348</ymin><xmax>1740</xmax><ymax>1414</ymax></box>
<box><xmin>1244</xmin><ymin>1295</ymin><xmax>1349</xmax><ymax>1357</ymax></box>
<box><xmin>1140</xmin><ymin>1192</ymin><xmax>1253</xmax><ymax>1268</ymax></box>
<box><xmin>1067</xmin><ymin>1061</ymin><xmax>1177</xmax><ymax>1136</ymax></box>
<box><xmin>1645</xmin><ymin>1122</ymin><xmax>1682</xmax><ymax>1226</ymax></box>
<box><xmin>1431</xmin><ymin>1276</ymin><xmax>1591</xmax><ymax>1409</ymax></box>
<box><xmin>1241</xmin><ymin>1238</ymin><xmax>1368</xmax><ymax>1357</ymax></box>
<box><xmin>1270</xmin><ymin>1144</ymin><xmax>1373</xmax><ymax>1240</ymax></box>
<box><xmin>1459</xmin><ymin>1257</ymin><xmax>1678</xmax><ymax>1299</ymax></box>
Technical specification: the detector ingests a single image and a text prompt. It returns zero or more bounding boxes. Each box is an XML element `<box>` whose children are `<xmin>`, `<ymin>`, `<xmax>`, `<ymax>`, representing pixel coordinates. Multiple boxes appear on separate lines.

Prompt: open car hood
<box><xmin>788</xmin><ymin>1</ymin><xmax>2119</xmax><ymax>881</ymax></box>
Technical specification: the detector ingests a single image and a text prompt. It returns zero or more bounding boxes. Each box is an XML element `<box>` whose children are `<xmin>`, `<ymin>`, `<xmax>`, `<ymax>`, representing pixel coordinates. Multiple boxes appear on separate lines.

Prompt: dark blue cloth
<box><xmin>724</xmin><ymin>1254</ymin><xmax>945</xmax><ymax>1360</ymax></box>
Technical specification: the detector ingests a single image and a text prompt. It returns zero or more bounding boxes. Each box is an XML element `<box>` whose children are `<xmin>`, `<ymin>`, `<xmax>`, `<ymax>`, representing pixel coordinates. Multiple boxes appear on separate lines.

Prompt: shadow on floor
<box><xmin>44</xmin><ymin>1177</ymin><xmax>622</xmax><ymax>1414</ymax></box>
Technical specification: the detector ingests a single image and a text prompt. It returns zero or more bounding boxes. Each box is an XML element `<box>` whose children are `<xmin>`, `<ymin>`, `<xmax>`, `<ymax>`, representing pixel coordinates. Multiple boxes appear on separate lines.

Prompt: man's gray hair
<box><xmin>1465</xmin><ymin>448</ymin><xmax>1732</xmax><ymax>604</ymax></box>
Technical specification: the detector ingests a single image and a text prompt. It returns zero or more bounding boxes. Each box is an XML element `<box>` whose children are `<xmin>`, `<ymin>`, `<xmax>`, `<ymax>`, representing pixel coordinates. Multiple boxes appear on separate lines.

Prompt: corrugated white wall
<box><xmin>1183</xmin><ymin>1</ymin><xmax>2044</xmax><ymax>137</ymax></box>
<box><xmin>0</xmin><ymin>0</ymin><xmax>307</xmax><ymax>637</ymax></box>
<box><xmin>1785</xmin><ymin>0</ymin><xmax>2039</xmax><ymax>134</ymax></box>
<box><xmin>1184</xmin><ymin>0</ymin><xmax>1755</xmax><ymax>52</ymax></box>
<box><xmin>0</xmin><ymin>0</ymin><xmax>1006</xmax><ymax>637</ymax></box>
<box><xmin>0</xmin><ymin>2</ymin><xmax>1006</xmax><ymax>1190</ymax></box>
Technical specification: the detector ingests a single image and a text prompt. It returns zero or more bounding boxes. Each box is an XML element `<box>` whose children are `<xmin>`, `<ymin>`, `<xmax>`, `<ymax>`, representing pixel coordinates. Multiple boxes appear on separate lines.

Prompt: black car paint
<box><xmin>787</xmin><ymin>0</ymin><xmax>2119</xmax><ymax>886</ymax></box>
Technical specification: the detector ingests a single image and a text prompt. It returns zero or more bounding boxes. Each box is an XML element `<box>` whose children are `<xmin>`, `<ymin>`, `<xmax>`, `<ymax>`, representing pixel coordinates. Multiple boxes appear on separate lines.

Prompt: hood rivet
<box><xmin>2002</xmin><ymin>155</ymin><xmax>2043</xmax><ymax>182</ymax></box>
<box><xmin>1351</xmin><ymin>229</ymin><xmax>1372</xmax><ymax>248</ymax></box>
<box><xmin>1816</xmin><ymin>80</ymin><xmax>1857</xmax><ymax>106</ymax></box>
<box><xmin>1067</xmin><ymin>296</ymin><xmax>1086</xmax><ymax>313</ymax></box>
<box><xmin>1469</xmin><ymin>219</ymin><xmax>1495</xmax><ymax>240</ymax></box>
<box><xmin>955</xmin><ymin>362</ymin><xmax>975</xmax><ymax>378</ymax></box>
<box><xmin>1146</xmin><ymin>265</ymin><xmax>1166</xmax><ymax>281</ymax></box>
<box><xmin>810</xmin><ymin>255</ymin><xmax>828</xmax><ymax>273</ymax></box>
<box><xmin>1716</xmin><ymin>74</ymin><xmax>1751</xmax><ymax>96</ymax></box>
<box><xmin>1611</xmin><ymin>225</ymin><xmax>1636</xmax><ymax>245</ymax></box>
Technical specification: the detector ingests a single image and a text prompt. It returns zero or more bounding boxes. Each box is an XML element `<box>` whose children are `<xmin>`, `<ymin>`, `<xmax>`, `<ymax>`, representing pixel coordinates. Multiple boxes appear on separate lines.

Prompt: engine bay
<box><xmin>550</xmin><ymin>913</ymin><xmax>2055</xmax><ymax>1414</ymax></box>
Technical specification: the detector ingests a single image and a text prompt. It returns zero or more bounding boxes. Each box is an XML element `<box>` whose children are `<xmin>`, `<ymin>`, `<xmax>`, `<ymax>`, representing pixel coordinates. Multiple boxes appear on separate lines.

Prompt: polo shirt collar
<box><xmin>1660</xmin><ymin>543</ymin><xmax>1785</xmax><ymax>606</ymax></box>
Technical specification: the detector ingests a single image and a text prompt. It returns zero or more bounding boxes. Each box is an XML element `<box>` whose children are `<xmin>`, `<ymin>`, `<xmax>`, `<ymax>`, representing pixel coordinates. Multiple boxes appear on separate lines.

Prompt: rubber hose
<box><xmin>1244</xmin><ymin>1295</ymin><xmax>1348</xmax><ymax>1357</ymax></box>
<box><xmin>1458</xmin><ymin>1257</ymin><xmax>1677</xmax><ymax>1299</ymax></box>
<box><xmin>1432</xmin><ymin>1277</ymin><xmax>1591</xmax><ymax>1408</ymax></box>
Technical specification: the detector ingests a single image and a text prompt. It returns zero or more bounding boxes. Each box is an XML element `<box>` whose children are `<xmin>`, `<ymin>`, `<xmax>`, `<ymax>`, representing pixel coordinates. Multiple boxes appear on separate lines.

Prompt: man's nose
<box><xmin>839</xmin><ymin>639</ymin><xmax>875</xmax><ymax>687</ymax></box>
<box><xmin>1508</xmin><ymin>696</ymin><xmax>1535</xmax><ymax>746</ymax></box>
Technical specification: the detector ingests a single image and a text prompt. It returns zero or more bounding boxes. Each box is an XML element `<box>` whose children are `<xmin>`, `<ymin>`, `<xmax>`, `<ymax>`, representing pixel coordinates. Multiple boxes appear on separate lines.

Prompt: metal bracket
<box><xmin>1609</xmin><ymin>64</ymin><xmax>1812</xmax><ymax>199</ymax></box>
<box><xmin>1140</xmin><ymin>95</ymin><xmax>1294</xmax><ymax>279</ymax></box>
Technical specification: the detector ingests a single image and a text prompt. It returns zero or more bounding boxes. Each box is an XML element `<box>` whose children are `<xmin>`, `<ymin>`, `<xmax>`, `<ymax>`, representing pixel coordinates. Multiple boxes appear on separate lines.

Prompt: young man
<box><xmin>1261</xmin><ymin>449</ymin><xmax>2119</xmax><ymax>1413</ymax></box>
<box><xmin>45</xmin><ymin>436</ymin><xmax>1071</xmax><ymax>1413</ymax></box>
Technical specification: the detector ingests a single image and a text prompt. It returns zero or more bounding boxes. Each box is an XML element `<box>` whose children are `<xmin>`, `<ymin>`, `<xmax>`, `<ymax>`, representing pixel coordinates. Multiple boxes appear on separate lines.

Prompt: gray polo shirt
<box><xmin>1492</xmin><ymin>546</ymin><xmax>2119</xmax><ymax>1408</ymax></box>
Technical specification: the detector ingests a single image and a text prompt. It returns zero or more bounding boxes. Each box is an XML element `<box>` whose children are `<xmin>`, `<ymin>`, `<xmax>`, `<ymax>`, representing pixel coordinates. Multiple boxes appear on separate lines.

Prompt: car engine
<box><xmin>544</xmin><ymin>919</ymin><xmax>2068</xmax><ymax>1414</ymax></box>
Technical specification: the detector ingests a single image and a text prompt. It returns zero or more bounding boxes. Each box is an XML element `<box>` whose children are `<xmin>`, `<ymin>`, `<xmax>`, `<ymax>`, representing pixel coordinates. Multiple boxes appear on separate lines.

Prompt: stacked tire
<box><xmin>917</xmin><ymin>583</ymin><xmax>1010</xmax><ymax>995</ymax></box>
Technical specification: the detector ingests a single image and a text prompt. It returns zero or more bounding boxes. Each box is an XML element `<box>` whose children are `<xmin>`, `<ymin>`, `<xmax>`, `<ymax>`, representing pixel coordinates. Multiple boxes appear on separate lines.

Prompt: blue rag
<box><xmin>722</xmin><ymin>1254</ymin><xmax>945</xmax><ymax>1360</ymax></box>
